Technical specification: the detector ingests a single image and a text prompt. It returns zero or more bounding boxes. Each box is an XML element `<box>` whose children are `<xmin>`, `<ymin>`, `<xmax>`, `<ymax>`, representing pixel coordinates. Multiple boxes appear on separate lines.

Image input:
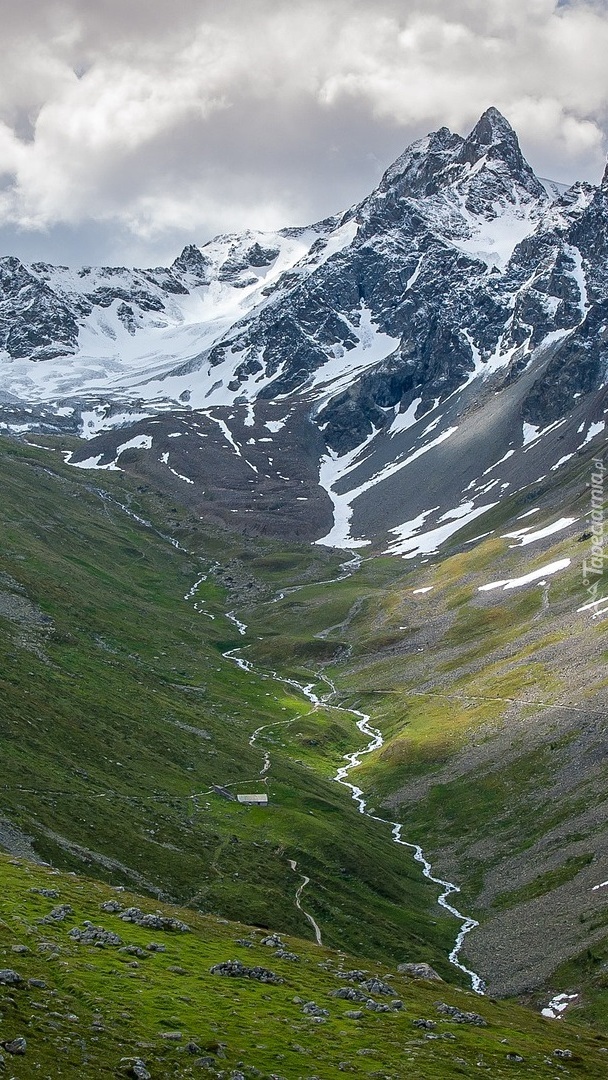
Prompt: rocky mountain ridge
<box><xmin>1</xmin><ymin>107</ymin><xmax>607</xmax><ymax>551</ymax></box>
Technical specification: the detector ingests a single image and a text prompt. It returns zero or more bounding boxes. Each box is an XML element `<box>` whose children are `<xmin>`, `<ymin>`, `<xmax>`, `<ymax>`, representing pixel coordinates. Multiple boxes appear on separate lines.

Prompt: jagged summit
<box><xmin>376</xmin><ymin>107</ymin><xmax>545</xmax><ymax>207</ymax></box>
<box><xmin>465</xmin><ymin>105</ymin><xmax>517</xmax><ymax>150</ymax></box>
<box><xmin>602</xmin><ymin>158</ymin><xmax>608</xmax><ymax>189</ymax></box>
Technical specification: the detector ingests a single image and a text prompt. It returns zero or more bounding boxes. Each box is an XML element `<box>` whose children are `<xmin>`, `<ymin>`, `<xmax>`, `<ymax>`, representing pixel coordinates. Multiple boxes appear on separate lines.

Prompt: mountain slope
<box><xmin>5</xmin><ymin>854</ymin><xmax>608</xmax><ymax>1080</ymax></box>
<box><xmin>1</xmin><ymin>107</ymin><xmax>606</xmax><ymax>550</ymax></box>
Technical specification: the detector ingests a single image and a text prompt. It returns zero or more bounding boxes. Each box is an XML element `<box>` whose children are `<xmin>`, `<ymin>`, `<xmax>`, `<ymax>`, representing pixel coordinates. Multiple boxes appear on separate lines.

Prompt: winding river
<box><xmin>215</xmin><ymin>562</ymin><xmax>485</xmax><ymax>994</ymax></box>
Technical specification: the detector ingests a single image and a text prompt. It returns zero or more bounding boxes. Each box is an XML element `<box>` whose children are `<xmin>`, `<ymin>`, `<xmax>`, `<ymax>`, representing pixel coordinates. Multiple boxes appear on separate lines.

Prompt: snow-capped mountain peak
<box><xmin>1</xmin><ymin>108</ymin><xmax>607</xmax><ymax>553</ymax></box>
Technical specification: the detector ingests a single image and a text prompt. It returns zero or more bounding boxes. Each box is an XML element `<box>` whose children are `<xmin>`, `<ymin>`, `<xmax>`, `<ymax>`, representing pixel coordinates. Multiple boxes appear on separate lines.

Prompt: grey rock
<box><xmin>120</xmin><ymin>1057</ymin><xmax>151</xmax><ymax>1079</ymax></box>
<box><xmin>397</xmin><ymin>962</ymin><xmax>443</xmax><ymax>981</ymax></box>
<box><xmin>553</xmin><ymin>1049</ymin><xmax>573</xmax><ymax>1060</ymax></box>
<box><xmin>435</xmin><ymin>1001</ymin><xmax>487</xmax><ymax>1026</ymax></box>
<box><xmin>68</xmin><ymin>923</ymin><xmax>123</xmax><ymax>947</ymax></box>
<box><xmin>302</xmin><ymin>1002</ymin><xmax>329</xmax><ymax>1017</ymax></box>
<box><xmin>42</xmin><ymin>903</ymin><xmax>73</xmax><ymax>922</ymax></box>
<box><xmin>119</xmin><ymin>907</ymin><xmax>190</xmax><ymax>932</ymax></box>
<box><xmin>100</xmin><ymin>899</ymin><xmax>124</xmax><ymax>913</ymax></box>
<box><xmin>260</xmin><ymin>934</ymin><xmax>284</xmax><ymax>947</ymax></box>
<box><xmin>3</xmin><ymin>1036</ymin><xmax>27</xmax><ymax>1055</ymax></box>
<box><xmin>413</xmin><ymin>1019</ymin><xmax>436</xmax><ymax>1030</ymax></box>
<box><xmin>344</xmin><ymin>1010</ymin><xmax>363</xmax><ymax>1019</ymax></box>
<box><xmin>359</xmin><ymin>977</ymin><xmax>393</xmax><ymax>996</ymax></box>
<box><xmin>210</xmin><ymin>960</ymin><xmax>283</xmax><ymax>984</ymax></box>
<box><xmin>0</xmin><ymin>970</ymin><xmax>22</xmax><ymax>986</ymax></box>
<box><xmin>330</xmin><ymin>987</ymin><xmax>369</xmax><ymax>1002</ymax></box>
<box><xmin>274</xmin><ymin>949</ymin><xmax>300</xmax><ymax>961</ymax></box>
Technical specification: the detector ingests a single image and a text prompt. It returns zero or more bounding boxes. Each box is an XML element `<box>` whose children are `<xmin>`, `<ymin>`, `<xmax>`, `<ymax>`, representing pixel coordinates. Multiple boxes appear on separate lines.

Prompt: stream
<box><xmin>213</xmin><ymin>562</ymin><xmax>485</xmax><ymax>994</ymax></box>
<box><xmin>92</xmin><ymin>488</ymin><xmax>485</xmax><ymax>991</ymax></box>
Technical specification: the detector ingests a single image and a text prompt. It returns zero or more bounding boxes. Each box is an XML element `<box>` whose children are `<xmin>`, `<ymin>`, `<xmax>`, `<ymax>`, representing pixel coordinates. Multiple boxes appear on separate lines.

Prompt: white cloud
<box><xmin>0</xmin><ymin>0</ymin><xmax>606</xmax><ymax>264</ymax></box>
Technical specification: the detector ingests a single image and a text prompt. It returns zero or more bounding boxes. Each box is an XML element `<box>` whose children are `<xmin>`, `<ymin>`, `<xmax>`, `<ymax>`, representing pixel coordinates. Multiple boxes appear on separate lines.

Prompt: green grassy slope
<box><xmin>2</xmin><ymin>855</ymin><xmax>607</xmax><ymax>1080</ymax></box>
<box><xmin>0</xmin><ymin>436</ymin><xmax>460</xmax><ymax>979</ymax></box>
<box><xmin>239</xmin><ymin>445</ymin><xmax>608</xmax><ymax>1009</ymax></box>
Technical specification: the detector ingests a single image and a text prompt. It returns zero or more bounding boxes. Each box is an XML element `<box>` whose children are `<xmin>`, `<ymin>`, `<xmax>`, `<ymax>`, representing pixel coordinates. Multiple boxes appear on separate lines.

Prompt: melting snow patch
<box><xmin>386</xmin><ymin>502</ymin><xmax>496</xmax><ymax>559</ymax></box>
<box><xmin>522</xmin><ymin>423</ymin><xmax>539</xmax><ymax>446</ymax></box>
<box><xmin>388</xmin><ymin>398</ymin><xmax>422</xmax><ymax>437</ymax></box>
<box><xmin>479</xmin><ymin>558</ymin><xmax>571</xmax><ymax>592</ymax></box>
<box><xmin>63</xmin><ymin>452</ymin><xmax>119</xmax><ymax>471</ymax></box>
<box><xmin>578</xmin><ymin>421</ymin><xmax>605</xmax><ymax>448</ymax></box>
<box><xmin>541</xmin><ymin>993</ymin><xmax>578</xmax><ymax>1020</ymax></box>
<box><xmin>551</xmin><ymin>454</ymin><xmax>574</xmax><ymax>471</ymax></box>
<box><xmin>503</xmin><ymin>517</ymin><xmax>577</xmax><ymax>546</ymax></box>
<box><xmin>80</xmin><ymin>409</ymin><xmax>153</xmax><ymax>440</ymax></box>
<box><xmin>517</xmin><ymin>507</ymin><xmax>540</xmax><ymax>520</ymax></box>
<box><xmin>265</xmin><ymin>418</ymin><xmax>288</xmax><ymax>433</ymax></box>
<box><xmin>412</xmin><ymin>587</ymin><xmax>434</xmax><ymax>594</ymax></box>
<box><xmin>116</xmin><ymin>434</ymin><xmax>153</xmax><ymax>455</ymax></box>
<box><xmin>167</xmin><ymin>432</ymin><xmax>183</xmax><ymax>438</ymax></box>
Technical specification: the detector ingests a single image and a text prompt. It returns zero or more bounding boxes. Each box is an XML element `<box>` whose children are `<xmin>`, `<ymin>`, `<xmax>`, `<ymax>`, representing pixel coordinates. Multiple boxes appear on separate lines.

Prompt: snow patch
<box><xmin>479</xmin><ymin>558</ymin><xmax>571</xmax><ymax>592</ymax></box>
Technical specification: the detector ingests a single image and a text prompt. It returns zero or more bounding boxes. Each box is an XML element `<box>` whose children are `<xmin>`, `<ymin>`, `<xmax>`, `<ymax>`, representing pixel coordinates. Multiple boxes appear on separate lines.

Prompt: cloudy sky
<box><xmin>1</xmin><ymin>0</ymin><xmax>607</xmax><ymax>267</ymax></box>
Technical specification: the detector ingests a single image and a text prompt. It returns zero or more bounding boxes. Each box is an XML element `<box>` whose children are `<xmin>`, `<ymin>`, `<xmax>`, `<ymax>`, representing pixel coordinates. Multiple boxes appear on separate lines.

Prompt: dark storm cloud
<box><xmin>0</xmin><ymin>0</ymin><xmax>606</xmax><ymax>264</ymax></box>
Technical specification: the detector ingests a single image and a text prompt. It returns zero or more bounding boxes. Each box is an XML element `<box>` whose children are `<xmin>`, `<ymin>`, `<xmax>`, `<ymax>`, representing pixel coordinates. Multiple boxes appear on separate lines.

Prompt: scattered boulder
<box><xmin>331</xmin><ymin>987</ymin><xmax>369</xmax><ymax>1002</ymax></box>
<box><xmin>398</xmin><ymin>962</ymin><xmax>443</xmax><ymax>982</ymax></box>
<box><xmin>435</xmin><ymin>1002</ymin><xmax>487</xmax><ymax>1026</ymax></box>
<box><xmin>275</xmin><ymin>949</ymin><xmax>300</xmax><ymax>961</ymax></box>
<box><xmin>30</xmin><ymin>888</ymin><xmax>59</xmax><ymax>899</ymax></box>
<box><xmin>302</xmin><ymin>1002</ymin><xmax>329</xmax><ymax>1017</ymax></box>
<box><xmin>120</xmin><ymin>1057</ymin><xmax>151</xmax><ymax>1079</ymax></box>
<box><xmin>413</xmin><ymin>1019</ymin><xmax>436</xmax><ymax>1031</ymax></box>
<box><xmin>0</xmin><ymin>970</ymin><xmax>22</xmax><ymax>986</ymax></box>
<box><xmin>260</xmin><ymin>934</ymin><xmax>283</xmax><ymax>948</ymax></box>
<box><xmin>28</xmin><ymin>978</ymin><xmax>46</xmax><ymax>989</ymax></box>
<box><xmin>100</xmin><ymin>899</ymin><xmax>124</xmax><ymax>914</ymax></box>
<box><xmin>146</xmin><ymin>943</ymin><xmax>166</xmax><ymax>952</ymax></box>
<box><xmin>335</xmin><ymin>969</ymin><xmax>368</xmax><ymax>982</ymax></box>
<box><xmin>185</xmin><ymin>1041</ymin><xmax>202</xmax><ymax>1055</ymax></box>
<box><xmin>11</xmin><ymin>945</ymin><xmax>28</xmax><ymax>955</ymax></box>
<box><xmin>366</xmin><ymin>1000</ymin><xmax>390</xmax><ymax>1012</ymax></box>
<box><xmin>119</xmin><ymin>907</ymin><xmax>190</xmax><ymax>932</ymax></box>
<box><xmin>119</xmin><ymin>946</ymin><xmax>148</xmax><ymax>958</ymax></box>
<box><xmin>210</xmin><ymin>960</ymin><xmax>283</xmax><ymax>984</ymax></box>
<box><xmin>360</xmin><ymin>977</ymin><xmax>393</xmax><ymax>996</ymax></box>
<box><xmin>344</xmin><ymin>1010</ymin><xmax>363</xmax><ymax>1020</ymax></box>
<box><xmin>554</xmin><ymin>1049</ymin><xmax>573</xmax><ymax>1060</ymax></box>
<box><xmin>235</xmin><ymin>939</ymin><xmax>254</xmax><ymax>948</ymax></box>
<box><xmin>42</xmin><ymin>903</ymin><xmax>73</xmax><ymax>923</ymax></box>
<box><xmin>68</xmin><ymin>922</ymin><xmax>122</xmax><ymax>947</ymax></box>
<box><xmin>159</xmin><ymin>1031</ymin><xmax>182</xmax><ymax>1040</ymax></box>
<box><xmin>507</xmin><ymin>1053</ymin><xmax>524</xmax><ymax>1062</ymax></box>
<box><xmin>3</xmin><ymin>1036</ymin><xmax>27</xmax><ymax>1055</ymax></box>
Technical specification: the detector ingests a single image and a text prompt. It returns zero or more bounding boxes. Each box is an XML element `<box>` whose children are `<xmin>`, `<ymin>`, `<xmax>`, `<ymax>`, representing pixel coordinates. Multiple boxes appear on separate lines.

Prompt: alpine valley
<box><xmin>2</xmin><ymin>108</ymin><xmax>608</xmax><ymax>1079</ymax></box>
